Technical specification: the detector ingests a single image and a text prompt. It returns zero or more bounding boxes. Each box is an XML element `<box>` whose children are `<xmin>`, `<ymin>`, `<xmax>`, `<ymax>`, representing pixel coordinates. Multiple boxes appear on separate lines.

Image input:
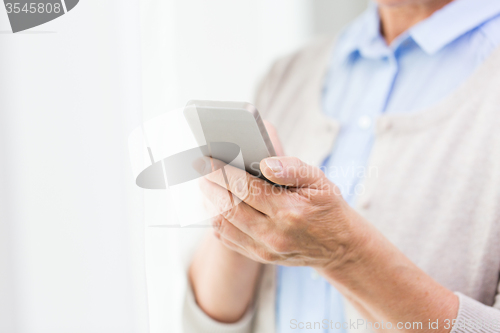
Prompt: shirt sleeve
<box><xmin>182</xmin><ymin>279</ymin><xmax>255</xmax><ymax>333</ymax></box>
<box><xmin>451</xmin><ymin>292</ymin><xmax>500</xmax><ymax>333</ymax></box>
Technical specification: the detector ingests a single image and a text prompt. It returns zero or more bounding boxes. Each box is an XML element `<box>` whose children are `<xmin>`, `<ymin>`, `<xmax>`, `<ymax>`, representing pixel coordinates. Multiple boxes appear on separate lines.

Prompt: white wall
<box><xmin>0</xmin><ymin>1</ymin><xmax>148</xmax><ymax>332</ymax></box>
<box><xmin>140</xmin><ymin>0</ymin><xmax>313</xmax><ymax>118</ymax></box>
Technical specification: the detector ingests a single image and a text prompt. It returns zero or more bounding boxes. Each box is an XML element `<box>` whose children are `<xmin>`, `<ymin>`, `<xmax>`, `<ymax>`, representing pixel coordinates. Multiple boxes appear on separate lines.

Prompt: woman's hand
<box><xmin>199</xmin><ymin>154</ymin><xmax>459</xmax><ymax>332</ymax></box>
<box><xmin>199</xmin><ymin>155</ymin><xmax>365</xmax><ymax>270</ymax></box>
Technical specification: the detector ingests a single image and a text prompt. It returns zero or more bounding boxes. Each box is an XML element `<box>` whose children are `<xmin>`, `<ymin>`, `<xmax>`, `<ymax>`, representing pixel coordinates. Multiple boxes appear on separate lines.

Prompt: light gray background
<box><xmin>311</xmin><ymin>0</ymin><xmax>369</xmax><ymax>35</ymax></box>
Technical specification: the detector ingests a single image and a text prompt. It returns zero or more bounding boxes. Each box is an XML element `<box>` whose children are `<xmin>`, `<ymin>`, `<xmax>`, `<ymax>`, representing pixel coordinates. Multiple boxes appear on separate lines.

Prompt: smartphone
<box><xmin>183</xmin><ymin>100</ymin><xmax>276</xmax><ymax>180</ymax></box>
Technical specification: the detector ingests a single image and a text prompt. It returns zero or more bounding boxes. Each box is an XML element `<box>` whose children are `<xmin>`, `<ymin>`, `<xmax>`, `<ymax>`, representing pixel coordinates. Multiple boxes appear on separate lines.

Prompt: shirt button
<box><xmin>357</xmin><ymin>116</ymin><xmax>372</xmax><ymax>129</ymax></box>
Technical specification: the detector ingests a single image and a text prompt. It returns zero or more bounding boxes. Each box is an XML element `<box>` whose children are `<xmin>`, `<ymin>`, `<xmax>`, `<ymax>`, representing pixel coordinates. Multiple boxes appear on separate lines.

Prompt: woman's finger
<box><xmin>199</xmin><ymin>157</ymin><xmax>289</xmax><ymax>216</ymax></box>
<box><xmin>199</xmin><ymin>178</ymin><xmax>273</xmax><ymax>240</ymax></box>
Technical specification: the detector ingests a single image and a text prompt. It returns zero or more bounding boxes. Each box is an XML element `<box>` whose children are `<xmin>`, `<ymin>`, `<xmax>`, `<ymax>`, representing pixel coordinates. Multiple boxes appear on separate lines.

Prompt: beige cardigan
<box><xmin>182</xmin><ymin>37</ymin><xmax>500</xmax><ymax>333</ymax></box>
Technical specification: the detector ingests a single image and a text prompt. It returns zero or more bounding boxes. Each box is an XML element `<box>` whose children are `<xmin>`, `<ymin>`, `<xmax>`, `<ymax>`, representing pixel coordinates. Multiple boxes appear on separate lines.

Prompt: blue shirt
<box><xmin>277</xmin><ymin>1</ymin><xmax>500</xmax><ymax>332</ymax></box>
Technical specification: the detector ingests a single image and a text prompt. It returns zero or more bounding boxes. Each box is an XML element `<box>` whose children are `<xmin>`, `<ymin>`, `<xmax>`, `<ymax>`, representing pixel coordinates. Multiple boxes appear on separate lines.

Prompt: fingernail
<box><xmin>265</xmin><ymin>158</ymin><xmax>283</xmax><ymax>173</ymax></box>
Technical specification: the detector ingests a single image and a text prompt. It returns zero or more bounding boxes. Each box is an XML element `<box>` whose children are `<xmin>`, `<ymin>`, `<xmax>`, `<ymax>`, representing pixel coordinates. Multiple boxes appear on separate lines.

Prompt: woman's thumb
<box><xmin>260</xmin><ymin>157</ymin><xmax>325</xmax><ymax>187</ymax></box>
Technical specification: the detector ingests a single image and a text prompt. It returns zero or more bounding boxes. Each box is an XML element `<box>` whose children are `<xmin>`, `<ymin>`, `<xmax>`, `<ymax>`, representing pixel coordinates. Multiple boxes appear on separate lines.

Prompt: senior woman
<box><xmin>183</xmin><ymin>0</ymin><xmax>500</xmax><ymax>332</ymax></box>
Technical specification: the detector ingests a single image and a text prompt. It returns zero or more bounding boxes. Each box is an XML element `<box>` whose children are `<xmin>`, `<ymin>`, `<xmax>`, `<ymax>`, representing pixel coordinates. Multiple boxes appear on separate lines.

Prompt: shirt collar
<box><xmin>410</xmin><ymin>0</ymin><xmax>500</xmax><ymax>54</ymax></box>
<box><xmin>334</xmin><ymin>0</ymin><xmax>500</xmax><ymax>63</ymax></box>
<box><xmin>334</xmin><ymin>2</ymin><xmax>389</xmax><ymax>63</ymax></box>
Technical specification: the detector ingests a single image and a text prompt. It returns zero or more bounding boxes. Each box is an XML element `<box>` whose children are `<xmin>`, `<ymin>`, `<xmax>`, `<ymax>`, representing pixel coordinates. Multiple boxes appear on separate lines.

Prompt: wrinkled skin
<box><xmin>197</xmin><ymin>125</ymin><xmax>365</xmax><ymax>271</ymax></box>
